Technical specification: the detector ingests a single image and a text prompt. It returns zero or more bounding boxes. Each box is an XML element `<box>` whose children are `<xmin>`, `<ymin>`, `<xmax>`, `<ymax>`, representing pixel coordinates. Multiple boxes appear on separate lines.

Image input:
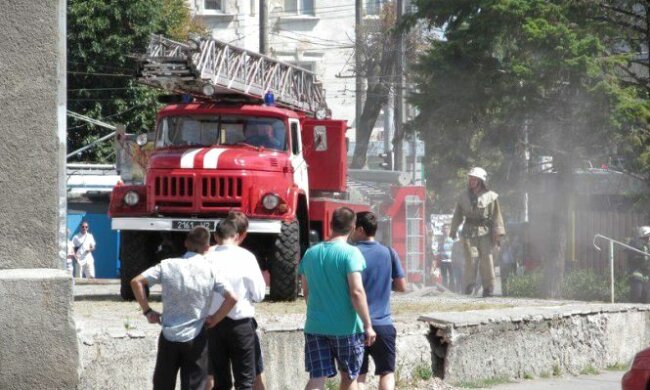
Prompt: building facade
<box><xmin>188</xmin><ymin>0</ymin><xmax>380</xmax><ymax>125</ymax></box>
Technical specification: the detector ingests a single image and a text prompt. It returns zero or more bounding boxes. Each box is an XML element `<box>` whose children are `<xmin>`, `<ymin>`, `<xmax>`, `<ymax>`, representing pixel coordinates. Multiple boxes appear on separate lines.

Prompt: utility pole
<box><xmin>259</xmin><ymin>0</ymin><xmax>268</xmax><ymax>55</ymax></box>
<box><xmin>393</xmin><ymin>0</ymin><xmax>405</xmax><ymax>171</ymax></box>
<box><xmin>355</xmin><ymin>0</ymin><xmax>363</xmax><ymax>139</ymax></box>
<box><xmin>383</xmin><ymin>91</ymin><xmax>394</xmax><ymax>169</ymax></box>
<box><xmin>411</xmin><ymin>113</ymin><xmax>417</xmax><ymax>183</ymax></box>
<box><xmin>523</xmin><ymin>119</ymin><xmax>529</xmax><ymax>223</ymax></box>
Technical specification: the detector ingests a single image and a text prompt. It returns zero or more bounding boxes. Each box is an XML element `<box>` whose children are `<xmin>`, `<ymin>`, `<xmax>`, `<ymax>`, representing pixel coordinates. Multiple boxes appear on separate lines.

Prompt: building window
<box><xmin>284</xmin><ymin>0</ymin><xmax>315</xmax><ymax>15</ymax></box>
<box><xmin>366</xmin><ymin>0</ymin><xmax>384</xmax><ymax>16</ymax></box>
<box><xmin>204</xmin><ymin>0</ymin><xmax>223</xmax><ymax>11</ymax></box>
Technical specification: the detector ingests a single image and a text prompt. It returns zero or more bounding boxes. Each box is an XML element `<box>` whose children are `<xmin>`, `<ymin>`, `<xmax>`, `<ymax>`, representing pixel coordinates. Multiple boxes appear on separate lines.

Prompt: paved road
<box><xmin>489</xmin><ymin>370</ymin><xmax>623</xmax><ymax>390</ymax></box>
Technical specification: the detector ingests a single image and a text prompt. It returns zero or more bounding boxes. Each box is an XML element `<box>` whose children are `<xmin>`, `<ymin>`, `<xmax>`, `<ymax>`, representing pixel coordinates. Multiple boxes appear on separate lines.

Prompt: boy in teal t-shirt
<box><xmin>299</xmin><ymin>207</ymin><xmax>376</xmax><ymax>390</ymax></box>
<box><xmin>299</xmin><ymin>240</ymin><xmax>366</xmax><ymax>335</ymax></box>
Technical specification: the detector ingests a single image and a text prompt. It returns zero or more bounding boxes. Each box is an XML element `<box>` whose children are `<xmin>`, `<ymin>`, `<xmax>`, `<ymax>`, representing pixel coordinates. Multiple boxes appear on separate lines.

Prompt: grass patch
<box><xmin>580</xmin><ymin>365</ymin><xmax>600</xmax><ymax>375</ymax></box>
<box><xmin>523</xmin><ymin>372</ymin><xmax>534</xmax><ymax>380</ymax></box>
<box><xmin>412</xmin><ymin>363</ymin><xmax>433</xmax><ymax>381</ymax></box>
<box><xmin>606</xmin><ymin>362</ymin><xmax>628</xmax><ymax>371</ymax></box>
<box><xmin>324</xmin><ymin>378</ymin><xmax>338</xmax><ymax>390</ymax></box>
<box><xmin>553</xmin><ymin>364</ymin><xmax>562</xmax><ymax>376</ymax></box>
<box><xmin>455</xmin><ymin>376</ymin><xmax>513</xmax><ymax>388</ymax></box>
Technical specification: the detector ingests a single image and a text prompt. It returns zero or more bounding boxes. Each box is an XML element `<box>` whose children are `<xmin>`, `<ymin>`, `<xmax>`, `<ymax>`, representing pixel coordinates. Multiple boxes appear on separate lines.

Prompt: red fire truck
<box><xmin>109</xmin><ymin>35</ymin><xmax>426</xmax><ymax>300</ymax></box>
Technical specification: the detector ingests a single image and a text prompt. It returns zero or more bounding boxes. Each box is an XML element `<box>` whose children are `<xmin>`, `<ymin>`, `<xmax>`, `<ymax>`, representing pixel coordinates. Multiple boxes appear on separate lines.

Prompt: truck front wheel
<box><xmin>119</xmin><ymin>231</ymin><xmax>156</xmax><ymax>300</ymax></box>
<box><xmin>269</xmin><ymin>220</ymin><xmax>300</xmax><ymax>301</ymax></box>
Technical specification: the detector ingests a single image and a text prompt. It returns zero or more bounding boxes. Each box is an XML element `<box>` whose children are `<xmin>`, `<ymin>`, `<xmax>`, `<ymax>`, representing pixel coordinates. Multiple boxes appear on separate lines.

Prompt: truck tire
<box><xmin>269</xmin><ymin>220</ymin><xmax>300</xmax><ymax>301</ymax></box>
<box><xmin>120</xmin><ymin>231</ymin><xmax>156</xmax><ymax>301</ymax></box>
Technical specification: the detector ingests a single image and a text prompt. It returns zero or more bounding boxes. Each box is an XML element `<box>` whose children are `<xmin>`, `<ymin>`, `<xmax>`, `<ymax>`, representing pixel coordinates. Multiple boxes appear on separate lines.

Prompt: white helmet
<box><xmin>468</xmin><ymin>167</ymin><xmax>488</xmax><ymax>182</ymax></box>
<box><xmin>638</xmin><ymin>226</ymin><xmax>650</xmax><ymax>238</ymax></box>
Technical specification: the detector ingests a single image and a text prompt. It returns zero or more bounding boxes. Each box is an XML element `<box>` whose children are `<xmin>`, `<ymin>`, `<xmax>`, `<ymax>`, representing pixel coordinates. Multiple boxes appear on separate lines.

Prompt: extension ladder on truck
<box><xmin>138</xmin><ymin>34</ymin><xmax>328</xmax><ymax>116</ymax></box>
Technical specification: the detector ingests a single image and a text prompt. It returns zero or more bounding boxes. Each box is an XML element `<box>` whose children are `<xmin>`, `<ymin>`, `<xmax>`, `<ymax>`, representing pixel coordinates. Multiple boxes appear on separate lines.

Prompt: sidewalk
<box><xmin>487</xmin><ymin>370</ymin><xmax>623</xmax><ymax>390</ymax></box>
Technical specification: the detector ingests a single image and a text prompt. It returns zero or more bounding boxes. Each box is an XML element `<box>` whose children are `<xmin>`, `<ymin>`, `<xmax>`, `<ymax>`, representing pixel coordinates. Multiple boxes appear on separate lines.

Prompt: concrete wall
<box><xmin>0</xmin><ymin>1</ymin><xmax>78</xmax><ymax>389</ymax></box>
<box><xmin>0</xmin><ymin>270</ymin><xmax>79</xmax><ymax>389</ymax></box>
<box><xmin>77</xmin><ymin>303</ymin><xmax>650</xmax><ymax>388</ymax></box>
<box><xmin>421</xmin><ymin>304</ymin><xmax>650</xmax><ymax>385</ymax></box>
<box><xmin>0</xmin><ymin>0</ymin><xmax>64</xmax><ymax>270</ymax></box>
<box><xmin>76</xmin><ymin>317</ymin><xmax>432</xmax><ymax>389</ymax></box>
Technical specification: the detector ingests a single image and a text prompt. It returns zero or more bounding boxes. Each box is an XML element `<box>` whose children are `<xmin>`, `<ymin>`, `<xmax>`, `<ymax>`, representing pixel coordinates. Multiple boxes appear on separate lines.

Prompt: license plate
<box><xmin>172</xmin><ymin>220</ymin><xmax>216</xmax><ymax>231</ymax></box>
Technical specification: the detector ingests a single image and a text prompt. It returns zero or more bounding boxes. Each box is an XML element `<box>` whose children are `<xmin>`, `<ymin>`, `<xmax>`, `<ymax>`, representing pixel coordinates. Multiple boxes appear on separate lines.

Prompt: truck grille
<box><xmin>201</xmin><ymin>176</ymin><xmax>243</xmax><ymax>208</ymax></box>
<box><xmin>154</xmin><ymin>175</ymin><xmax>195</xmax><ymax>209</ymax></box>
<box><xmin>151</xmin><ymin>173</ymin><xmax>243</xmax><ymax>212</ymax></box>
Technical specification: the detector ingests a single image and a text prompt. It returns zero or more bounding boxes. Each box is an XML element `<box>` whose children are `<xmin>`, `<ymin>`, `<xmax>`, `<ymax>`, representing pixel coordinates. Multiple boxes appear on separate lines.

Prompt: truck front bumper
<box><xmin>111</xmin><ymin>217</ymin><xmax>282</xmax><ymax>234</ymax></box>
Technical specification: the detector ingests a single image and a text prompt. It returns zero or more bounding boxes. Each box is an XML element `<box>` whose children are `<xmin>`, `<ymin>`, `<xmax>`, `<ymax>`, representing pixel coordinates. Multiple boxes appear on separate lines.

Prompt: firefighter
<box><xmin>449</xmin><ymin>167</ymin><xmax>506</xmax><ymax>297</ymax></box>
<box><xmin>628</xmin><ymin>226</ymin><xmax>650</xmax><ymax>303</ymax></box>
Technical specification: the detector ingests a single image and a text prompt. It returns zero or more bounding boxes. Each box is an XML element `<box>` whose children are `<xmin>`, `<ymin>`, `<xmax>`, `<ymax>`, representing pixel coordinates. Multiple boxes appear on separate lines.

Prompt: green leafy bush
<box><xmin>506</xmin><ymin>271</ymin><xmax>544</xmax><ymax>298</ymax></box>
<box><xmin>561</xmin><ymin>270</ymin><xmax>631</xmax><ymax>302</ymax></box>
<box><xmin>505</xmin><ymin>269</ymin><xmax>630</xmax><ymax>302</ymax></box>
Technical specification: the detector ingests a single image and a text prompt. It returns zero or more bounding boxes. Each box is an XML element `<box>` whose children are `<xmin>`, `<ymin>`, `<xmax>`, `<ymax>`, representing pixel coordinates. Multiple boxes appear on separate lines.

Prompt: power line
<box><xmin>268</xmin><ymin>1</ymin><xmax>388</xmax><ymax>15</ymax></box>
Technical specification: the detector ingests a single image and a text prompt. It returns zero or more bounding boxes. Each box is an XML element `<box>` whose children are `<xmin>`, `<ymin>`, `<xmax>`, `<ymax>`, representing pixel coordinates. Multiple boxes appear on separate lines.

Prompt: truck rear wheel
<box><xmin>119</xmin><ymin>231</ymin><xmax>156</xmax><ymax>300</ymax></box>
<box><xmin>269</xmin><ymin>220</ymin><xmax>300</xmax><ymax>301</ymax></box>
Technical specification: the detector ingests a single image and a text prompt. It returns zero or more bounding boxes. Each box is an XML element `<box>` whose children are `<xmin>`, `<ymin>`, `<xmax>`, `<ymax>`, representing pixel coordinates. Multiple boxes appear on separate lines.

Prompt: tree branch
<box><xmin>599</xmin><ymin>2</ymin><xmax>645</xmax><ymax>21</ymax></box>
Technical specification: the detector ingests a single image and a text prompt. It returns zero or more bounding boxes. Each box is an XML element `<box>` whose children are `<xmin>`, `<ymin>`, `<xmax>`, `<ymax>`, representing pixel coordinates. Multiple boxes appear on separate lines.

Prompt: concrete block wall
<box><xmin>76</xmin><ymin>317</ymin><xmax>432</xmax><ymax>389</ymax></box>
<box><xmin>0</xmin><ymin>270</ymin><xmax>79</xmax><ymax>390</ymax></box>
<box><xmin>260</xmin><ymin>321</ymin><xmax>431</xmax><ymax>389</ymax></box>
<box><xmin>77</xmin><ymin>303</ymin><xmax>650</xmax><ymax>388</ymax></box>
<box><xmin>0</xmin><ymin>0</ymin><xmax>64</xmax><ymax>270</ymax></box>
<box><xmin>421</xmin><ymin>304</ymin><xmax>650</xmax><ymax>385</ymax></box>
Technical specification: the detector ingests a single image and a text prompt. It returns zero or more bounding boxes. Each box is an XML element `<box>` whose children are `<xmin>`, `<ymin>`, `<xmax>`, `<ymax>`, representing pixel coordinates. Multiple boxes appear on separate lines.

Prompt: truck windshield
<box><xmin>155</xmin><ymin>115</ymin><xmax>287</xmax><ymax>151</ymax></box>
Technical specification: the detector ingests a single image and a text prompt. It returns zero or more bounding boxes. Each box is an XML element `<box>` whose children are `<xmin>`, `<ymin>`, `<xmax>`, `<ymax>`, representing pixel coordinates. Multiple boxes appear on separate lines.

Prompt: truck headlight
<box><xmin>262</xmin><ymin>194</ymin><xmax>280</xmax><ymax>210</ymax></box>
<box><xmin>124</xmin><ymin>191</ymin><xmax>140</xmax><ymax>206</ymax></box>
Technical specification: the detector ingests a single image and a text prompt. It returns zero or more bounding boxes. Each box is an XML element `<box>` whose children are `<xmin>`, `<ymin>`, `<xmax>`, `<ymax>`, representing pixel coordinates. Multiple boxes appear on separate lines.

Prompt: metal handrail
<box><xmin>593</xmin><ymin>234</ymin><xmax>649</xmax><ymax>303</ymax></box>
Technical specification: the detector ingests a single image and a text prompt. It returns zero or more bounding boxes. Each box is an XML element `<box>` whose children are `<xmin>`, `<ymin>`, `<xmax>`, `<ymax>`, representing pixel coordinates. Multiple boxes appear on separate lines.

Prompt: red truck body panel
<box><xmin>302</xmin><ymin>119</ymin><xmax>349</xmax><ymax>193</ymax></box>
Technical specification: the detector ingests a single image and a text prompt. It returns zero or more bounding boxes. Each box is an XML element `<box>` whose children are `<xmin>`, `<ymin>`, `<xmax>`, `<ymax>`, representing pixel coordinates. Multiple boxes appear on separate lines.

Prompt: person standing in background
<box><xmin>450</xmin><ymin>238</ymin><xmax>465</xmax><ymax>294</ymax></box>
<box><xmin>627</xmin><ymin>226</ymin><xmax>650</xmax><ymax>303</ymax></box>
<box><xmin>449</xmin><ymin>167</ymin><xmax>506</xmax><ymax>297</ymax></box>
<box><xmin>206</xmin><ymin>219</ymin><xmax>266</xmax><ymax>390</ymax></box>
<box><xmin>131</xmin><ymin>226</ymin><xmax>238</xmax><ymax>390</ymax></box>
<box><xmin>72</xmin><ymin>221</ymin><xmax>96</xmax><ymax>278</ymax></box>
<box><xmin>299</xmin><ymin>207</ymin><xmax>376</xmax><ymax>390</ymax></box>
<box><xmin>437</xmin><ymin>224</ymin><xmax>454</xmax><ymax>290</ymax></box>
<box><xmin>351</xmin><ymin>211</ymin><xmax>406</xmax><ymax>390</ymax></box>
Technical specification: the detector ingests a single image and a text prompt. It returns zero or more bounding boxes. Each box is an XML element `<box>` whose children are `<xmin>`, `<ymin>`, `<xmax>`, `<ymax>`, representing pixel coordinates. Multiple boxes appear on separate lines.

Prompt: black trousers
<box><xmin>153</xmin><ymin>328</ymin><xmax>209</xmax><ymax>390</ymax></box>
<box><xmin>208</xmin><ymin>317</ymin><xmax>256</xmax><ymax>390</ymax></box>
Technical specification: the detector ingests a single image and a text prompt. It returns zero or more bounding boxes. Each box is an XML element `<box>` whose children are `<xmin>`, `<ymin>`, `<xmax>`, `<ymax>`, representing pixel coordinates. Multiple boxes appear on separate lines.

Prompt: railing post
<box><xmin>610</xmin><ymin>241</ymin><xmax>615</xmax><ymax>303</ymax></box>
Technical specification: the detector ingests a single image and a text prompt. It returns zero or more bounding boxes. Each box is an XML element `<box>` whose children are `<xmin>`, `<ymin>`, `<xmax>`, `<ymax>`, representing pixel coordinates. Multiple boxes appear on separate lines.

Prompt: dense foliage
<box><xmin>67</xmin><ymin>0</ymin><xmax>203</xmax><ymax>162</ymax></box>
<box><xmin>408</xmin><ymin>0</ymin><xmax>649</xmax><ymax>211</ymax></box>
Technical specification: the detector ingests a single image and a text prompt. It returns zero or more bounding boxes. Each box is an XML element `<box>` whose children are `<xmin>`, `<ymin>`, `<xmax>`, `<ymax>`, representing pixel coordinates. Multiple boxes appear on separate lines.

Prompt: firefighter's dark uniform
<box><xmin>627</xmin><ymin>237</ymin><xmax>650</xmax><ymax>303</ymax></box>
<box><xmin>450</xmin><ymin>189</ymin><xmax>505</xmax><ymax>296</ymax></box>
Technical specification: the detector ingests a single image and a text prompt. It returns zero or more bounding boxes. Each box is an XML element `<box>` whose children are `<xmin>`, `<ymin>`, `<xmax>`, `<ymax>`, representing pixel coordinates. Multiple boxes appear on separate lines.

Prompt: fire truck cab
<box><xmin>110</xmin><ymin>98</ymin><xmax>359</xmax><ymax>300</ymax></box>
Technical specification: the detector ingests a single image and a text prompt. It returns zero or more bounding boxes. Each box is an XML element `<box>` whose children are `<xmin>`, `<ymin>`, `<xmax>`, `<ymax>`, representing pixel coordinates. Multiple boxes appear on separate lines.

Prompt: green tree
<box><xmin>407</xmin><ymin>0</ymin><xmax>645</xmax><ymax>296</ymax></box>
<box><xmin>67</xmin><ymin>0</ymin><xmax>203</xmax><ymax>162</ymax></box>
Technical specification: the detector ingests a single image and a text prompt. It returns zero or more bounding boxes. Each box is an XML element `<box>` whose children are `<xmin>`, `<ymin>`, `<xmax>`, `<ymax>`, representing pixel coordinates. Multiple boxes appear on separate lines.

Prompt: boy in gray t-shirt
<box><xmin>131</xmin><ymin>226</ymin><xmax>238</xmax><ymax>390</ymax></box>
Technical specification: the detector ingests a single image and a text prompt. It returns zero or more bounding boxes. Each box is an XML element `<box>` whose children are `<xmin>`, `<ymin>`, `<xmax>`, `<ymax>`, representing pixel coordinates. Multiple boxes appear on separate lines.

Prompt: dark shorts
<box><xmin>154</xmin><ymin>329</ymin><xmax>209</xmax><ymax>390</ymax></box>
<box><xmin>252</xmin><ymin>318</ymin><xmax>264</xmax><ymax>375</ymax></box>
<box><xmin>207</xmin><ymin>317</ymin><xmax>257</xmax><ymax>390</ymax></box>
<box><xmin>304</xmin><ymin>333</ymin><xmax>365</xmax><ymax>379</ymax></box>
<box><xmin>360</xmin><ymin>325</ymin><xmax>397</xmax><ymax>375</ymax></box>
<box><xmin>208</xmin><ymin>318</ymin><xmax>264</xmax><ymax>376</ymax></box>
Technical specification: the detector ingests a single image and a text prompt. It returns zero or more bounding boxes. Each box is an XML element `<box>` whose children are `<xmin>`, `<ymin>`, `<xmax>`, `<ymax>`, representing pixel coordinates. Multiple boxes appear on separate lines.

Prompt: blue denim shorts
<box><xmin>304</xmin><ymin>333</ymin><xmax>365</xmax><ymax>379</ymax></box>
